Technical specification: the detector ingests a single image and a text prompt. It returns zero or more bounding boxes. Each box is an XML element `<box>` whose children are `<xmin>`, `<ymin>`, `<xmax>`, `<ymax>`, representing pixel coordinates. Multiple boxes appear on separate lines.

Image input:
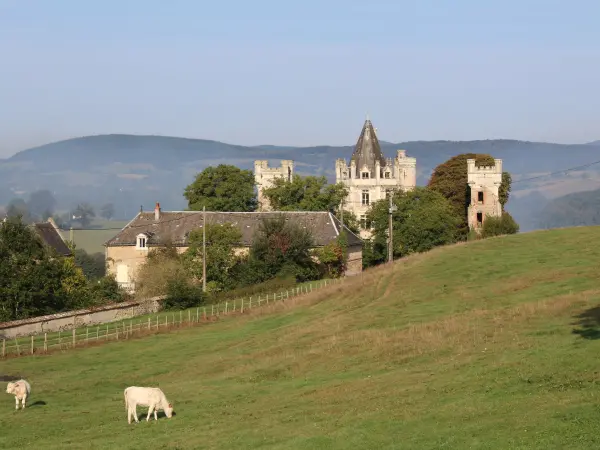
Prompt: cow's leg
<box><xmin>132</xmin><ymin>403</ymin><xmax>139</xmax><ymax>423</ymax></box>
<box><xmin>154</xmin><ymin>409</ymin><xmax>158</xmax><ymax>421</ymax></box>
<box><xmin>22</xmin><ymin>394</ymin><xmax>27</xmax><ymax>408</ymax></box>
<box><xmin>14</xmin><ymin>397</ymin><xmax>18</xmax><ymax>410</ymax></box>
<box><xmin>146</xmin><ymin>404</ymin><xmax>154</xmax><ymax>421</ymax></box>
<box><xmin>127</xmin><ymin>406</ymin><xmax>132</xmax><ymax>424</ymax></box>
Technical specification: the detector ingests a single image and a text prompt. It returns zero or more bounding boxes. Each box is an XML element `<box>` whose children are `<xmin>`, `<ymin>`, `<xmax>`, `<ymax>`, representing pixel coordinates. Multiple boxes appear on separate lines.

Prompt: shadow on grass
<box><xmin>572</xmin><ymin>306</ymin><xmax>600</xmax><ymax>339</ymax></box>
<box><xmin>0</xmin><ymin>375</ymin><xmax>25</xmax><ymax>382</ymax></box>
<box><xmin>28</xmin><ymin>401</ymin><xmax>47</xmax><ymax>407</ymax></box>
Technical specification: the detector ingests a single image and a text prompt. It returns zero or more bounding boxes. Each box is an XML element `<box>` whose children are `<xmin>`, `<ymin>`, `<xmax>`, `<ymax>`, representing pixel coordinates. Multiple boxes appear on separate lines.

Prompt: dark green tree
<box><xmin>250</xmin><ymin>214</ymin><xmax>318</xmax><ymax>281</ymax></box>
<box><xmin>183</xmin><ymin>222</ymin><xmax>243</xmax><ymax>292</ymax></box>
<box><xmin>480</xmin><ymin>212</ymin><xmax>519</xmax><ymax>238</ymax></box>
<box><xmin>100</xmin><ymin>203</ymin><xmax>115</xmax><ymax>220</ymax></box>
<box><xmin>261</xmin><ymin>175</ymin><xmax>348</xmax><ymax>212</ymax></box>
<box><xmin>73</xmin><ymin>203</ymin><xmax>95</xmax><ymax>228</ymax></box>
<box><xmin>184</xmin><ymin>164</ymin><xmax>257</xmax><ymax>211</ymax></box>
<box><xmin>367</xmin><ymin>187</ymin><xmax>462</xmax><ymax>262</ymax></box>
<box><xmin>27</xmin><ymin>190</ymin><xmax>57</xmax><ymax>219</ymax></box>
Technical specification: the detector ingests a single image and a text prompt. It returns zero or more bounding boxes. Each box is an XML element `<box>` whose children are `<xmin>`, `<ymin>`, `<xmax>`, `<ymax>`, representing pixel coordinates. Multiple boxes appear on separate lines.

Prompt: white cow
<box><xmin>124</xmin><ymin>386</ymin><xmax>174</xmax><ymax>424</ymax></box>
<box><xmin>6</xmin><ymin>379</ymin><xmax>31</xmax><ymax>410</ymax></box>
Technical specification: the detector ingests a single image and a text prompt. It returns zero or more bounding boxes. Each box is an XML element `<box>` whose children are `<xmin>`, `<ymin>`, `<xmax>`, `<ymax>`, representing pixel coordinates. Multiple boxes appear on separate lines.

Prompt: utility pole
<box><xmin>202</xmin><ymin>205</ymin><xmax>207</xmax><ymax>292</ymax></box>
<box><xmin>388</xmin><ymin>194</ymin><xmax>397</xmax><ymax>263</ymax></box>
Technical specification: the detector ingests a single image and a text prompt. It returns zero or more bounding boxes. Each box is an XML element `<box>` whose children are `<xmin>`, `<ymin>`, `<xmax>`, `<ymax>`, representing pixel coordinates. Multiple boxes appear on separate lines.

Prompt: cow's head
<box><xmin>165</xmin><ymin>402</ymin><xmax>174</xmax><ymax>418</ymax></box>
<box><xmin>6</xmin><ymin>382</ymin><xmax>15</xmax><ymax>394</ymax></box>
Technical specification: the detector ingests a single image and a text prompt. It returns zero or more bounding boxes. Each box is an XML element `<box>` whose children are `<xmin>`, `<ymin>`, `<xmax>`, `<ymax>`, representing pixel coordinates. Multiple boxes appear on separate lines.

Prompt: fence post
<box><xmin>225</xmin><ymin>301</ymin><xmax>228</xmax><ymax>314</ymax></box>
<box><xmin>58</xmin><ymin>330</ymin><xmax>61</xmax><ymax>346</ymax></box>
<box><xmin>2</xmin><ymin>339</ymin><xmax>4</xmax><ymax>357</ymax></box>
<box><xmin>116</xmin><ymin>327</ymin><xmax>119</xmax><ymax>340</ymax></box>
<box><xmin>44</xmin><ymin>333</ymin><xmax>48</xmax><ymax>352</ymax></box>
<box><xmin>31</xmin><ymin>335</ymin><xmax>34</xmax><ymax>355</ymax></box>
<box><xmin>180</xmin><ymin>311</ymin><xmax>182</xmax><ymax>325</ymax></box>
<box><xmin>72</xmin><ymin>329</ymin><xmax>76</xmax><ymax>347</ymax></box>
<box><xmin>15</xmin><ymin>337</ymin><xmax>20</xmax><ymax>356</ymax></box>
<box><xmin>156</xmin><ymin>316</ymin><xmax>159</xmax><ymax>330</ymax></box>
<box><xmin>86</xmin><ymin>327</ymin><xmax>89</xmax><ymax>345</ymax></box>
<box><xmin>172</xmin><ymin>313</ymin><xmax>176</xmax><ymax>327</ymax></box>
<box><xmin>96</xmin><ymin>326</ymin><xmax>100</xmax><ymax>341</ymax></box>
<box><xmin>196</xmin><ymin>308</ymin><xmax>199</xmax><ymax>322</ymax></box>
<box><xmin>241</xmin><ymin>298</ymin><xmax>244</xmax><ymax>313</ymax></box>
<box><xmin>287</xmin><ymin>290</ymin><xmax>289</xmax><ymax>299</ymax></box>
<box><xmin>249</xmin><ymin>297</ymin><xmax>252</xmax><ymax>308</ymax></box>
<box><xmin>188</xmin><ymin>310</ymin><xmax>191</xmax><ymax>323</ymax></box>
<box><xmin>148</xmin><ymin>317</ymin><xmax>151</xmax><ymax>330</ymax></box>
<box><xmin>211</xmin><ymin>304</ymin><xmax>214</xmax><ymax>316</ymax></box>
<box><xmin>203</xmin><ymin>307</ymin><xmax>207</xmax><ymax>320</ymax></box>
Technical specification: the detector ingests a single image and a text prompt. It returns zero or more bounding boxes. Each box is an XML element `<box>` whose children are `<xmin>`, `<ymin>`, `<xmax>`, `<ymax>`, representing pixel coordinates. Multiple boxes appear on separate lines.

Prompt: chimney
<box><xmin>155</xmin><ymin>202</ymin><xmax>161</xmax><ymax>221</ymax></box>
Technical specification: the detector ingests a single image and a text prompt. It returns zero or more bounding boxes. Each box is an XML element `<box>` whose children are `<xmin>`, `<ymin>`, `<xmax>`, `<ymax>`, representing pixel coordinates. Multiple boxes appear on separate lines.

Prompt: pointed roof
<box><xmin>350</xmin><ymin>119</ymin><xmax>387</xmax><ymax>173</ymax></box>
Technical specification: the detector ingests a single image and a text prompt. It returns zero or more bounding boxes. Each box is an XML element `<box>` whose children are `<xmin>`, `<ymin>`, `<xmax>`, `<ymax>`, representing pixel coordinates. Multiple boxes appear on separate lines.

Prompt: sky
<box><xmin>1</xmin><ymin>0</ymin><xmax>599</xmax><ymax>157</ymax></box>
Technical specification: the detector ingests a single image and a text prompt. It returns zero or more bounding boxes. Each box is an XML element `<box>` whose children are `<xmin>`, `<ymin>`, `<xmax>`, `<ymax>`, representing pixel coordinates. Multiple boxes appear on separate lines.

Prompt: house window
<box><xmin>360</xmin><ymin>215</ymin><xmax>370</xmax><ymax>229</ymax></box>
<box><xmin>136</xmin><ymin>234</ymin><xmax>148</xmax><ymax>250</ymax></box>
<box><xmin>476</xmin><ymin>212</ymin><xmax>483</xmax><ymax>226</ymax></box>
<box><xmin>362</xmin><ymin>190</ymin><xmax>370</xmax><ymax>205</ymax></box>
<box><xmin>477</xmin><ymin>191</ymin><xmax>484</xmax><ymax>203</ymax></box>
<box><xmin>362</xmin><ymin>172</ymin><xmax>369</xmax><ymax>179</ymax></box>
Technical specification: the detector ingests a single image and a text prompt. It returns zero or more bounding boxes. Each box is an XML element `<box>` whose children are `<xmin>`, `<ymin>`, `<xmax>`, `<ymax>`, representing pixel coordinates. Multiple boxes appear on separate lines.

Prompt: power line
<box><xmin>511</xmin><ymin>159</ymin><xmax>600</xmax><ymax>184</ymax></box>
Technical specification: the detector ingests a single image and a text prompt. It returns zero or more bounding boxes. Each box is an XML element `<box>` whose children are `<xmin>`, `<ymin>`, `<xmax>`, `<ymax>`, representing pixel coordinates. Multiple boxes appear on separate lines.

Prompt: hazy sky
<box><xmin>1</xmin><ymin>0</ymin><xmax>599</xmax><ymax>157</ymax></box>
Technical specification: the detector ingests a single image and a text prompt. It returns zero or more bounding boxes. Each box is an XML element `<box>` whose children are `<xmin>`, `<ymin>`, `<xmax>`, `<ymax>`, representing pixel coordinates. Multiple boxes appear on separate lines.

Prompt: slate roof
<box><xmin>33</xmin><ymin>222</ymin><xmax>72</xmax><ymax>256</ymax></box>
<box><xmin>350</xmin><ymin>119</ymin><xmax>387</xmax><ymax>176</ymax></box>
<box><xmin>104</xmin><ymin>211</ymin><xmax>362</xmax><ymax>248</ymax></box>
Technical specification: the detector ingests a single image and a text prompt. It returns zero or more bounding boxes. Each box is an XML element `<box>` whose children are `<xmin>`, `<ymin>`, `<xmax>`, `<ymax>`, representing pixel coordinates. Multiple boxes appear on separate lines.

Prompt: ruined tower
<box><xmin>467</xmin><ymin>158</ymin><xmax>503</xmax><ymax>231</ymax></box>
<box><xmin>254</xmin><ymin>160</ymin><xmax>294</xmax><ymax>211</ymax></box>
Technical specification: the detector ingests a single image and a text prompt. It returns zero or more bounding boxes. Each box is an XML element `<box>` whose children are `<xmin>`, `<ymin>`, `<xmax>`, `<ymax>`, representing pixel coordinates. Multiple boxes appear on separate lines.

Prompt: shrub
<box><xmin>481</xmin><ymin>212</ymin><xmax>520</xmax><ymax>238</ymax></box>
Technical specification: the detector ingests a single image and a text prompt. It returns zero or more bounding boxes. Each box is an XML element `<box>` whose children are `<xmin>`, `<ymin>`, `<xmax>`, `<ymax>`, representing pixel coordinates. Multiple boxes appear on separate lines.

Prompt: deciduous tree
<box><xmin>427</xmin><ymin>153</ymin><xmax>513</xmax><ymax>238</ymax></box>
<box><xmin>261</xmin><ymin>175</ymin><xmax>348</xmax><ymax>213</ymax></box>
<box><xmin>367</xmin><ymin>187</ymin><xmax>462</xmax><ymax>262</ymax></box>
<box><xmin>184</xmin><ymin>164</ymin><xmax>257</xmax><ymax>212</ymax></box>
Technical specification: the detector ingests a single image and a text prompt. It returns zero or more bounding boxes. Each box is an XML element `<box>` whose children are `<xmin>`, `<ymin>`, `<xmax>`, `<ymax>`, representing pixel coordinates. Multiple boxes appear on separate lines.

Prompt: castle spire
<box><xmin>350</xmin><ymin>117</ymin><xmax>386</xmax><ymax>176</ymax></box>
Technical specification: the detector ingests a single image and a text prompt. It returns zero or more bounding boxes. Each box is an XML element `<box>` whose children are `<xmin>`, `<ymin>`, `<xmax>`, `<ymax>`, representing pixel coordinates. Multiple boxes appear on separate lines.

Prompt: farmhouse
<box><xmin>104</xmin><ymin>204</ymin><xmax>363</xmax><ymax>292</ymax></box>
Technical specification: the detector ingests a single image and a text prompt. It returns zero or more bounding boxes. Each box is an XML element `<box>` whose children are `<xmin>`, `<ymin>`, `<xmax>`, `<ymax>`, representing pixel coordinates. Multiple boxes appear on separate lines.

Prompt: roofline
<box><xmin>103</xmin><ymin>211</ymin><xmax>142</xmax><ymax>247</ymax></box>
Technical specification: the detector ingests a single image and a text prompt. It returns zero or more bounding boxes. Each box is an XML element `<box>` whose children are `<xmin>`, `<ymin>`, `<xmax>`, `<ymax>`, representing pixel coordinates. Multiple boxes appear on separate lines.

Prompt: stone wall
<box><xmin>0</xmin><ymin>297</ymin><xmax>164</xmax><ymax>339</ymax></box>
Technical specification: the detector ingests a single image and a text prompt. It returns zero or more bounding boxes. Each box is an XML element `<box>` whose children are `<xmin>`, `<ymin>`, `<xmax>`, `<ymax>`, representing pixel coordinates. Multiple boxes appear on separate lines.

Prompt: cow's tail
<box><xmin>124</xmin><ymin>388</ymin><xmax>129</xmax><ymax>411</ymax></box>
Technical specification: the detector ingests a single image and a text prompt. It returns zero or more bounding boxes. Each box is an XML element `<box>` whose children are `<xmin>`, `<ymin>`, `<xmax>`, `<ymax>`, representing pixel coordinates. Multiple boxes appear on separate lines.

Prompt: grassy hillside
<box><xmin>3</xmin><ymin>227</ymin><xmax>600</xmax><ymax>449</ymax></box>
<box><xmin>59</xmin><ymin>219</ymin><xmax>128</xmax><ymax>254</ymax></box>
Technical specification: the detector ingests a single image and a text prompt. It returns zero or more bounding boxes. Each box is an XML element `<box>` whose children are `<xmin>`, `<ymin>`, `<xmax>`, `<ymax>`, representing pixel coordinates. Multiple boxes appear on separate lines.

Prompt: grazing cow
<box><xmin>124</xmin><ymin>386</ymin><xmax>174</xmax><ymax>424</ymax></box>
<box><xmin>6</xmin><ymin>379</ymin><xmax>31</xmax><ymax>410</ymax></box>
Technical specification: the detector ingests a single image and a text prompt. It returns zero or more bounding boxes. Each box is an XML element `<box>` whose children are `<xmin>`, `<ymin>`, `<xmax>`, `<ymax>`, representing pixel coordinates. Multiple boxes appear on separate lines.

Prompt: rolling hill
<box><xmin>2</xmin><ymin>227</ymin><xmax>600</xmax><ymax>448</ymax></box>
<box><xmin>2</xmin><ymin>134</ymin><xmax>600</xmax><ymax>231</ymax></box>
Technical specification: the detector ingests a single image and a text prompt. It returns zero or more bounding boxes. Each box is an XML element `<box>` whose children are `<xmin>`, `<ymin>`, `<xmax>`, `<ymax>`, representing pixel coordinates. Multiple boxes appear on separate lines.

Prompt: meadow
<box><xmin>59</xmin><ymin>219</ymin><xmax>128</xmax><ymax>254</ymax></box>
<box><xmin>2</xmin><ymin>227</ymin><xmax>600</xmax><ymax>449</ymax></box>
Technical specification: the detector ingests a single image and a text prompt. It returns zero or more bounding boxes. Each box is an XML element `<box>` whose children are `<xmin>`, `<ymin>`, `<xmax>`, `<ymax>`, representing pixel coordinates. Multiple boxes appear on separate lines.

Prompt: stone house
<box><xmin>104</xmin><ymin>204</ymin><xmax>363</xmax><ymax>292</ymax></box>
<box><xmin>33</xmin><ymin>218</ymin><xmax>72</xmax><ymax>257</ymax></box>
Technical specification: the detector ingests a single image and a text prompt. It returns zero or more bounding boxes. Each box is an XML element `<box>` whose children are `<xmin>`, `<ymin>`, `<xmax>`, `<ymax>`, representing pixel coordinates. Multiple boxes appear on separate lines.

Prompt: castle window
<box><xmin>476</xmin><ymin>212</ymin><xmax>483</xmax><ymax>226</ymax></box>
<box><xmin>362</xmin><ymin>172</ymin><xmax>369</xmax><ymax>179</ymax></box>
<box><xmin>477</xmin><ymin>191</ymin><xmax>484</xmax><ymax>203</ymax></box>
<box><xmin>384</xmin><ymin>171</ymin><xmax>390</xmax><ymax>178</ymax></box>
<box><xmin>362</xmin><ymin>190</ymin><xmax>370</xmax><ymax>205</ymax></box>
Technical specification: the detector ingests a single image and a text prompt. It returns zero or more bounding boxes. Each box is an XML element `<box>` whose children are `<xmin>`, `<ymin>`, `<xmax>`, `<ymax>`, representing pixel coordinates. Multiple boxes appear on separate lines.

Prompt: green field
<box><xmin>59</xmin><ymin>219</ymin><xmax>128</xmax><ymax>254</ymax></box>
<box><xmin>3</xmin><ymin>227</ymin><xmax>600</xmax><ymax>449</ymax></box>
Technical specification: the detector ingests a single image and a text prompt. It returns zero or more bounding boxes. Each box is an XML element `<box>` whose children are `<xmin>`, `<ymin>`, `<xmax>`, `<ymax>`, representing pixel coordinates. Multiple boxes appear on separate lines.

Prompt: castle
<box><xmin>335</xmin><ymin>118</ymin><xmax>416</xmax><ymax>236</ymax></box>
<box><xmin>253</xmin><ymin>118</ymin><xmax>502</xmax><ymax>236</ymax></box>
<box><xmin>467</xmin><ymin>158</ymin><xmax>503</xmax><ymax>230</ymax></box>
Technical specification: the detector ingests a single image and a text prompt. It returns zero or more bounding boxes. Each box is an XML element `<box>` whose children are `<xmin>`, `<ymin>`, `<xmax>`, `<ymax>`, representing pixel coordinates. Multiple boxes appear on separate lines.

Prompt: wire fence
<box><xmin>0</xmin><ymin>278</ymin><xmax>343</xmax><ymax>359</ymax></box>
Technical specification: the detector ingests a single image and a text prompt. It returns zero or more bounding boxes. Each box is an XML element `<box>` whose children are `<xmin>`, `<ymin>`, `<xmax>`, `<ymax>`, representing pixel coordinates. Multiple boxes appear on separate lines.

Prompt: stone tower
<box><xmin>254</xmin><ymin>160</ymin><xmax>294</xmax><ymax>211</ymax></box>
<box><xmin>467</xmin><ymin>158</ymin><xmax>503</xmax><ymax>231</ymax></box>
<box><xmin>335</xmin><ymin>118</ymin><xmax>416</xmax><ymax>237</ymax></box>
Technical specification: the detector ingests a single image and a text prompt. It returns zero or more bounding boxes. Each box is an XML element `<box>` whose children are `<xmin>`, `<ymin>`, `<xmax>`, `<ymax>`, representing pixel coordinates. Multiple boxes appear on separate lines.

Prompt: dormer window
<box><xmin>362</xmin><ymin>172</ymin><xmax>369</xmax><ymax>179</ymax></box>
<box><xmin>136</xmin><ymin>233</ymin><xmax>148</xmax><ymax>250</ymax></box>
<box><xmin>384</xmin><ymin>171</ymin><xmax>390</xmax><ymax>178</ymax></box>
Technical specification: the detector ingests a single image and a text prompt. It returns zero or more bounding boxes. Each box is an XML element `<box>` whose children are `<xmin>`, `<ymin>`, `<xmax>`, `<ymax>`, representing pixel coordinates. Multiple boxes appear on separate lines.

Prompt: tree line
<box><xmin>181</xmin><ymin>153</ymin><xmax>519</xmax><ymax>269</ymax></box>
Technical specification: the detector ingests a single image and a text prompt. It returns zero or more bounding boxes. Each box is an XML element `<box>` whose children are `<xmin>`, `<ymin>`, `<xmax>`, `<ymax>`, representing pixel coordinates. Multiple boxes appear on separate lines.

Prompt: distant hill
<box><xmin>536</xmin><ymin>187</ymin><xmax>600</xmax><ymax>229</ymax></box>
<box><xmin>2</xmin><ymin>134</ymin><xmax>600</xmax><ymax>231</ymax></box>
